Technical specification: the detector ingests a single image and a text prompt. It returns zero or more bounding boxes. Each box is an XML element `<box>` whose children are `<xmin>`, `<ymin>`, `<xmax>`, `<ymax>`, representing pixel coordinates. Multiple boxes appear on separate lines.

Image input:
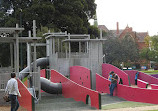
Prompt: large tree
<box><xmin>140</xmin><ymin>35</ymin><xmax>158</xmax><ymax>63</ymax></box>
<box><xmin>103</xmin><ymin>35</ymin><xmax>139</xmax><ymax>68</ymax></box>
<box><xmin>1</xmin><ymin>0</ymin><xmax>97</xmax><ymax>34</ymax></box>
<box><xmin>120</xmin><ymin>35</ymin><xmax>139</xmax><ymax>62</ymax></box>
<box><xmin>0</xmin><ymin>0</ymin><xmax>98</xmax><ymax>67</ymax></box>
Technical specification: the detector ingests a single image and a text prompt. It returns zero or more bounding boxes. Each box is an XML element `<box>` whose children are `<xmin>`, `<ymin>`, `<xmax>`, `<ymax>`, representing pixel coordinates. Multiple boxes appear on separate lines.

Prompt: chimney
<box><xmin>117</xmin><ymin>22</ymin><xmax>119</xmax><ymax>34</ymax></box>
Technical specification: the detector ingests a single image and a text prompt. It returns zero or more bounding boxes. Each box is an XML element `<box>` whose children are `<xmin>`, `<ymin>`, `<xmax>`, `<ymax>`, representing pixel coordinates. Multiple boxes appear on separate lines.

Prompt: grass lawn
<box><xmin>140</xmin><ymin>70</ymin><xmax>158</xmax><ymax>75</ymax></box>
<box><xmin>102</xmin><ymin>101</ymin><xmax>155</xmax><ymax>110</ymax></box>
<box><xmin>148</xmin><ymin>110</ymin><xmax>158</xmax><ymax>111</ymax></box>
<box><xmin>22</xmin><ymin>77</ymin><xmax>28</xmax><ymax>83</ymax></box>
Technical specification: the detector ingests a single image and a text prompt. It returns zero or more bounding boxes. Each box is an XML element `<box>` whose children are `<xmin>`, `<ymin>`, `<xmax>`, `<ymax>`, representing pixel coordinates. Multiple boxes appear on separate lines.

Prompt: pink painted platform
<box><xmin>50</xmin><ymin>69</ymin><xmax>101</xmax><ymax>109</ymax></box>
<box><xmin>97</xmin><ymin>63</ymin><xmax>158</xmax><ymax>104</ymax></box>
<box><xmin>96</xmin><ymin>73</ymin><xmax>158</xmax><ymax>104</ymax></box>
<box><xmin>137</xmin><ymin>79</ymin><xmax>148</xmax><ymax>88</ymax></box>
<box><xmin>18</xmin><ymin>79</ymin><xmax>34</xmax><ymax>111</ymax></box>
<box><xmin>102</xmin><ymin>64</ymin><xmax>130</xmax><ymax>86</ymax></box>
<box><xmin>124</xmin><ymin>70</ymin><xmax>158</xmax><ymax>85</ymax></box>
<box><xmin>70</xmin><ymin>66</ymin><xmax>91</xmax><ymax>89</ymax></box>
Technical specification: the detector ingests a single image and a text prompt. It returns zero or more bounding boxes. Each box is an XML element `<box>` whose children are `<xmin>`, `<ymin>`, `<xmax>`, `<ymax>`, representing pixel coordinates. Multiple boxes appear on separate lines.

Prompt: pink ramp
<box><xmin>102</xmin><ymin>63</ymin><xmax>130</xmax><ymax>86</ymax></box>
<box><xmin>40</xmin><ymin>69</ymin><xmax>46</xmax><ymax>92</ymax></box>
<box><xmin>18</xmin><ymin>79</ymin><xmax>34</xmax><ymax>111</ymax></box>
<box><xmin>40</xmin><ymin>69</ymin><xmax>46</xmax><ymax>78</ymax></box>
<box><xmin>96</xmin><ymin>73</ymin><xmax>111</xmax><ymax>94</ymax></box>
<box><xmin>151</xmin><ymin>84</ymin><xmax>158</xmax><ymax>89</ymax></box>
<box><xmin>70</xmin><ymin>66</ymin><xmax>91</xmax><ymax>89</ymax></box>
<box><xmin>124</xmin><ymin>70</ymin><xmax>158</xmax><ymax>85</ymax></box>
<box><xmin>96</xmin><ymin>74</ymin><xmax>158</xmax><ymax>104</ymax></box>
<box><xmin>50</xmin><ymin>70</ymin><xmax>101</xmax><ymax>109</ymax></box>
<box><xmin>137</xmin><ymin>79</ymin><xmax>148</xmax><ymax>88</ymax></box>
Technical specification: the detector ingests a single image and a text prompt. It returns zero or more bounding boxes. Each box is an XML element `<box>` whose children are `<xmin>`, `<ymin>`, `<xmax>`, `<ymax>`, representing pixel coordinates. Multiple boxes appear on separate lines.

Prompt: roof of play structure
<box><xmin>0</xmin><ymin>37</ymin><xmax>41</xmax><ymax>43</ymax></box>
<box><xmin>44</xmin><ymin>31</ymin><xmax>90</xmax><ymax>39</ymax></box>
<box><xmin>62</xmin><ymin>38</ymin><xmax>107</xmax><ymax>42</ymax></box>
<box><xmin>0</xmin><ymin>27</ymin><xmax>24</xmax><ymax>34</ymax></box>
<box><xmin>0</xmin><ymin>27</ymin><xmax>41</xmax><ymax>43</ymax></box>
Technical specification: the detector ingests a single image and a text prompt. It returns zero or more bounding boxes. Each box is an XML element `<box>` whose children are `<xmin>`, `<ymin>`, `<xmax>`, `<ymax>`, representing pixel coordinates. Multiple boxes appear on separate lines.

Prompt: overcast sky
<box><xmin>93</xmin><ymin>0</ymin><xmax>158</xmax><ymax>36</ymax></box>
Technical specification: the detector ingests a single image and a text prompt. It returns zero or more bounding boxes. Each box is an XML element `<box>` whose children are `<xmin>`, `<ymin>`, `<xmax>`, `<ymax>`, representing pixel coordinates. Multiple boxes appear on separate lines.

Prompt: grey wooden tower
<box><xmin>44</xmin><ymin>30</ymin><xmax>106</xmax><ymax>90</ymax></box>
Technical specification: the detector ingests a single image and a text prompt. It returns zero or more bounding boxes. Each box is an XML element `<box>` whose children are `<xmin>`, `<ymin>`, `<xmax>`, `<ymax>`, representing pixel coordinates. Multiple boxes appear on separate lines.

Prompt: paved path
<box><xmin>35</xmin><ymin>93</ymin><xmax>125</xmax><ymax>111</ymax></box>
<box><xmin>0</xmin><ymin>91</ymin><xmax>10</xmax><ymax>106</ymax></box>
<box><xmin>101</xmin><ymin>94</ymin><xmax>125</xmax><ymax>106</ymax></box>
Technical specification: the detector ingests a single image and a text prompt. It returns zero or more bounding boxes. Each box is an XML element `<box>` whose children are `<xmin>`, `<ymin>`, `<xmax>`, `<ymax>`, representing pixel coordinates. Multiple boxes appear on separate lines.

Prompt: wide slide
<box><xmin>19</xmin><ymin>57</ymin><xmax>62</xmax><ymax>94</ymax></box>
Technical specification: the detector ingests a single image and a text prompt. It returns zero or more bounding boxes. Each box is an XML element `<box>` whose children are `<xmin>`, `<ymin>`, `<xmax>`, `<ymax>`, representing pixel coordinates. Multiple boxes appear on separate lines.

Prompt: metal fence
<box><xmin>0</xmin><ymin>73</ymin><xmax>11</xmax><ymax>91</ymax></box>
<box><xmin>57</xmin><ymin>52</ymin><xmax>89</xmax><ymax>58</ymax></box>
<box><xmin>0</xmin><ymin>67</ymin><xmax>12</xmax><ymax>91</ymax></box>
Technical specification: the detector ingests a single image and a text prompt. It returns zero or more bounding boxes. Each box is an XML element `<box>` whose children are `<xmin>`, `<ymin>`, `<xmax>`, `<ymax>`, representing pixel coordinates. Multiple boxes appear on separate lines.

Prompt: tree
<box><xmin>0</xmin><ymin>43</ymin><xmax>11</xmax><ymax>67</ymax></box>
<box><xmin>52</xmin><ymin>0</ymin><xmax>96</xmax><ymax>34</ymax></box>
<box><xmin>103</xmin><ymin>35</ymin><xmax>139</xmax><ymax>68</ymax></box>
<box><xmin>1</xmin><ymin>0</ymin><xmax>97</xmax><ymax>34</ymax></box>
<box><xmin>140</xmin><ymin>35</ymin><xmax>158</xmax><ymax>63</ymax></box>
<box><xmin>151</xmin><ymin>35</ymin><xmax>158</xmax><ymax>51</ymax></box>
<box><xmin>88</xmin><ymin>25</ymin><xmax>99</xmax><ymax>39</ymax></box>
<box><xmin>0</xmin><ymin>0</ymin><xmax>97</xmax><ymax>67</ymax></box>
<box><xmin>103</xmin><ymin>38</ymin><xmax>121</xmax><ymax>64</ymax></box>
<box><xmin>120</xmin><ymin>35</ymin><xmax>139</xmax><ymax>62</ymax></box>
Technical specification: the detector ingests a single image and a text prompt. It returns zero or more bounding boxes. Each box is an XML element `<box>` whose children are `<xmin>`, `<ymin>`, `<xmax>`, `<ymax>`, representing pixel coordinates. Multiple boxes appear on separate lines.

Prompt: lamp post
<box><xmin>20</xmin><ymin>8</ymin><xmax>23</xmax><ymax>71</ymax></box>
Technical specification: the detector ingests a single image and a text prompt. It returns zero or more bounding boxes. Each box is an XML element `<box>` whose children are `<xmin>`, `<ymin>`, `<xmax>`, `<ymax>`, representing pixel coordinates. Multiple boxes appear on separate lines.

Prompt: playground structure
<box><xmin>43</xmin><ymin>30</ymin><xmax>105</xmax><ymax>90</ymax></box>
<box><xmin>96</xmin><ymin>63</ymin><xmax>158</xmax><ymax>104</ymax></box>
<box><xmin>1</xmin><ymin>21</ymin><xmax>158</xmax><ymax>111</ymax></box>
<box><xmin>0</xmin><ymin>20</ymin><xmax>105</xmax><ymax>110</ymax></box>
<box><xmin>0</xmin><ymin>21</ymin><xmax>42</xmax><ymax>100</ymax></box>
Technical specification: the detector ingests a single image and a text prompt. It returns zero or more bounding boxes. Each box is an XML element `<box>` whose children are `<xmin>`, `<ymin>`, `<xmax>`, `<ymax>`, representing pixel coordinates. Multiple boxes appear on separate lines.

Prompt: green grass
<box><xmin>140</xmin><ymin>70</ymin><xmax>158</xmax><ymax>75</ymax></box>
<box><xmin>22</xmin><ymin>77</ymin><xmax>28</xmax><ymax>83</ymax></box>
<box><xmin>148</xmin><ymin>109</ymin><xmax>158</xmax><ymax>111</ymax></box>
<box><xmin>102</xmin><ymin>101</ymin><xmax>155</xmax><ymax>110</ymax></box>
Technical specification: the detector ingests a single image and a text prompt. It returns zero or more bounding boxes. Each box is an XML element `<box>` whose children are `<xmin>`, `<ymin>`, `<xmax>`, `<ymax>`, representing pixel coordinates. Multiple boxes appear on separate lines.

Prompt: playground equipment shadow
<box><xmin>35</xmin><ymin>93</ymin><xmax>125</xmax><ymax>111</ymax></box>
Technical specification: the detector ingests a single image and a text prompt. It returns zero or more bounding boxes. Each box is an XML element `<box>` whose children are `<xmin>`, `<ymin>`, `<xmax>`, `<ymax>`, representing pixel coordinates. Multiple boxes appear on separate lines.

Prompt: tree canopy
<box><xmin>1</xmin><ymin>0</ymin><xmax>97</xmax><ymax>35</ymax></box>
<box><xmin>0</xmin><ymin>0</ymin><xmax>98</xmax><ymax>67</ymax></box>
<box><xmin>140</xmin><ymin>35</ymin><xmax>158</xmax><ymax>63</ymax></box>
<box><xmin>103</xmin><ymin>35</ymin><xmax>139</xmax><ymax>68</ymax></box>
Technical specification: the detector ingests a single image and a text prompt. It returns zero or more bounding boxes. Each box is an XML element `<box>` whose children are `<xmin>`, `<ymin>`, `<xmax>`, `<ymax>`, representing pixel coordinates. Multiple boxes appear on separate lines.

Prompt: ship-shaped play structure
<box><xmin>1</xmin><ymin>21</ymin><xmax>158</xmax><ymax>111</ymax></box>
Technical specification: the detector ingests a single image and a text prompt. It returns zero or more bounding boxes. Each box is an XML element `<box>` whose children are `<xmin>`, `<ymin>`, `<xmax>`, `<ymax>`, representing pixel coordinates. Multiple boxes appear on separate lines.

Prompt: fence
<box><xmin>0</xmin><ymin>67</ymin><xmax>13</xmax><ymax>91</ymax></box>
<box><xmin>57</xmin><ymin>52</ymin><xmax>89</xmax><ymax>58</ymax></box>
<box><xmin>0</xmin><ymin>73</ymin><xmax>11</xmax><ymax>91</ymax></box>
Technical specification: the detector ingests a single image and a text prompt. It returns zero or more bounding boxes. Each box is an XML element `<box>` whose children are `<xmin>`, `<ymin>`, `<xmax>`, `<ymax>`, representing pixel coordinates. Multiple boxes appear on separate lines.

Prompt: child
<box><xmin>108</xmin><ymin>71</ymin><xmax>114</xmax><ymax>81</ymax></box>
<box><xmin>135</xmin><ymin>72</ymin><xmax>139</xmax><ymax>85</ymax></box>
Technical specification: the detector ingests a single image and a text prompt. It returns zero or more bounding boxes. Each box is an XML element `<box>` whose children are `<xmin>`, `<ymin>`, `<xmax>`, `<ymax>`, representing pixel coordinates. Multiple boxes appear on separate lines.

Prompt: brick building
<box><xmin>98</xmin><ymin>22</ymin><xmax>149</xmax><ymax>69</ymax></box>
<box><xmin>98</xmin><ymin>22</ymin><xmax>148</xmax><ymax>50</ymax></box>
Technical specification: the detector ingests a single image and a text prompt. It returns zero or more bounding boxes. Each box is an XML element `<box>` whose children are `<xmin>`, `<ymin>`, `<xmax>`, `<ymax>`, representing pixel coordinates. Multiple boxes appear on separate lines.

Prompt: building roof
<box><xmin>98</xmin><ymin>23</ymin><xmax>148</xmax><ymax>44</ymax></box>
<box><xmin>109</xmin><ymin>30</ymin><xmax>124</xmax><ymax>37</ymax></box>
<box><xmin>98</xmin><ymin>25</ymin><xmax>109</xmax><ymax>32</ymax></box>
<box><xmin>136</xmin><ymin>32</ymin><xmax>148</xmax><ymax>42</ymax></box>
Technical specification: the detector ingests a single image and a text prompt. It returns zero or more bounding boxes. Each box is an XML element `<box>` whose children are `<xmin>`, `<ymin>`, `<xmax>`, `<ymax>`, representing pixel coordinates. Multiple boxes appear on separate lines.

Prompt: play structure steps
<box><xmin>35</xmin><ymin>92</ymin><xmax>95</xmax><ymax>111</ymax></box>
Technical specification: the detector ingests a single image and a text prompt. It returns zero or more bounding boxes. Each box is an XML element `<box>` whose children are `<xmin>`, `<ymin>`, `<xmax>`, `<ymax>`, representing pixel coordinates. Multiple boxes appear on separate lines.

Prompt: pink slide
<box><xmin>96</xmin><ymin>63</ymin><xmax>158</xmax><ymax>104</ymax></box>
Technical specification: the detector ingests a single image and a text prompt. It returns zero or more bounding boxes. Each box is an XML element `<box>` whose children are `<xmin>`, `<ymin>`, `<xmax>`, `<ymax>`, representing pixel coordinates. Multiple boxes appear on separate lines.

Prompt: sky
<box><xmin>93</xmin><ymin>0</ymin><xmax>158</xmax><ymax>36</ymax></box>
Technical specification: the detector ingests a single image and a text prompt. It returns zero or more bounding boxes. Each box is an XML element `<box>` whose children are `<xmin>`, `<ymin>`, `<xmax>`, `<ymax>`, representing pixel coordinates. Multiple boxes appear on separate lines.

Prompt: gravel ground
<box><xmin>1</xmin><ymin>105</ymin><xmax>158</xmax><ymax>111</ymax></box>
<box><xmin>0</xmin><ymin>91</ymin><xmax>27</xmax><ymax>111</ymax></box>
<box><xmin>0</xmin><ymin>106</ymin><xmax>27</xmax><ymax>111</ymax></box>
<box><xmin>0</xmin><ymin>91</ymin><xmax>10</xmax><ymax>106</ymax></box>
<box><xmin>1</xmin><ymin>91</ymin><xmax>158</xmax><ymax>111</ymax></box>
